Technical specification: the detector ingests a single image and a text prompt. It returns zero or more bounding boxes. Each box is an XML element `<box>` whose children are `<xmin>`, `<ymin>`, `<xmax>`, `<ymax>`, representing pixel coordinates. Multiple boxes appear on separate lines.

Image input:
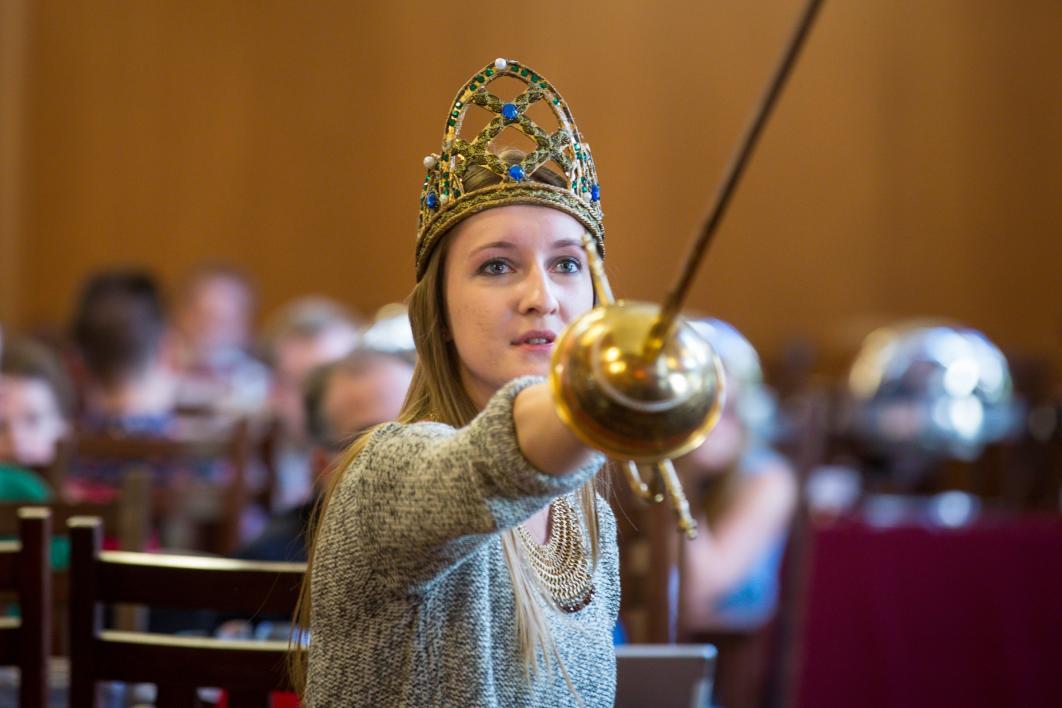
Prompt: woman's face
<box><xmin>444</xmin><ymin>205</ymin><xmax>594</xmax><ymax>409</ymax></box>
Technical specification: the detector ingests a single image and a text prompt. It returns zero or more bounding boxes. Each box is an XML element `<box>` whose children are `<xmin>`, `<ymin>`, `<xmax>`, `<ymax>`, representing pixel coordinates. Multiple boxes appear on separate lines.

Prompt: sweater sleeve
<box><xmin>325</xmin><ymin>376</ymin><xmax>604</xmax><ymax>589</ymax></box>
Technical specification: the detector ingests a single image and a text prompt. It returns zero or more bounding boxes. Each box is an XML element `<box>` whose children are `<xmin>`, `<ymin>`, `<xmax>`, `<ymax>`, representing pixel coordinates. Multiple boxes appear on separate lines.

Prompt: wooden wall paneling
<box><xmin>9</xmin><ymin>0</ymin><xmax>1059</xmax><ymax>373</ymax></box>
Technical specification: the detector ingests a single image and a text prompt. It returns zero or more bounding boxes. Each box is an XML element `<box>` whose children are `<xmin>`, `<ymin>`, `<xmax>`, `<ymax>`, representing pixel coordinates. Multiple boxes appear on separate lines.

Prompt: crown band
<box><xmin>416</xmin><ymin>183</ymin><xmax>605</xmax><ymax>280</ymax></box>
<box><xmin>415</xmin><ymin>59</ymin><xmax>605</xmax><ymax>280</ymax></box>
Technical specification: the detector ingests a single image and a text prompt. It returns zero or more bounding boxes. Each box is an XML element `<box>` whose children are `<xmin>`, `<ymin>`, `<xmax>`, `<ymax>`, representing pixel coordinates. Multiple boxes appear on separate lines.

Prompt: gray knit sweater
<box><xmin>306</xmin><ymin>377</ymin><xmax>619</xmax><ymax>707</ymax></box>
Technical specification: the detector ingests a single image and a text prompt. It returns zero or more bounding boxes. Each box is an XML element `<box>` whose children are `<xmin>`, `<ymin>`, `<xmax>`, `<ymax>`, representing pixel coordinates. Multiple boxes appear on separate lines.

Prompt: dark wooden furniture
<box><xmin>73</xmin><ymin>419</ymin><xmax>255</xmax><ymax>555</ymax></box>
<box><xmin>0</xmin><ymin>508</ymin><xmax>50</xmax><ymax>708</ymax></box>
<box><xmin>611</xmin><ymin>463</ymin><xmax>677</xmax><ymax>644</ymax></box>
<box><xmin>0</xmin><ymin>469</ymin><xmax>151</xmax><ymax>546</ymax></box>
<box><xmin>0</xmin><ymin>470</ymin><xmax>152</xmax><ymax>650</ymax></box>
<box><xmin>68</xmin><ymin>516</ymin><xmax>305</xmax><ymax>707</ymax></box>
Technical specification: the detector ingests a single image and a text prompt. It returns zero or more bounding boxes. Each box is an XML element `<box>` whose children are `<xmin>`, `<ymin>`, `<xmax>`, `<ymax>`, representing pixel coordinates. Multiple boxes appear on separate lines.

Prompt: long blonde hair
<box><xmin>290</xmin><ymin>152</ymin><xmax>602</xmax><ymax>695</ymax></box>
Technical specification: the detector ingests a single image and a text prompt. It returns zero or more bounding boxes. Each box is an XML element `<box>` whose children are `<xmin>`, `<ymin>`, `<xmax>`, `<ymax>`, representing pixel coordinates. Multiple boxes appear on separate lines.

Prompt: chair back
<box><xmin>73</xmin><ymin>419</ymin><xmax>254</xmax><ymax>554</ymax></box>
<box><xmin>0</xmin><ymin>470</ymin><xmax>151</xmax><ymax>656</ymax></box>
<box><xmin>0</xmin><ymin>508</ymin><xmax>50</xmax><ymax>708</ymax></box>
<box><xmin>0</xmin><ymin>468</ymin><xmax>151</xmax><ymax>546</ymax></box>
<box><xmin>68</xmin><ymin>516</ymin><xmax>305</xmax><ymax>707</ymax></box>
<box><xmin>611</xmin><ymin>463</ymin><xmax>683</xmax><ymax>644</ymax></box>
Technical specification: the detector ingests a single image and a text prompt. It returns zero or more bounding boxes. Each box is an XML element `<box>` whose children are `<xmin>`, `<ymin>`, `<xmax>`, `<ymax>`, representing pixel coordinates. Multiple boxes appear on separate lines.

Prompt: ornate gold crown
<box><xmin>415</xmin><ymin>58</ymin><xmax>605</xmax><ymax>280</ymax></box>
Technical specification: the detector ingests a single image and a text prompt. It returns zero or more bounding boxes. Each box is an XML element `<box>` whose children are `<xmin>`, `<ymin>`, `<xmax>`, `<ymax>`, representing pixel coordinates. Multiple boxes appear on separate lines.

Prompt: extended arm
<box><xmin>318</xmin><ymin>376</ymin><xmax>602</xmax><ymax>590</ymax></box>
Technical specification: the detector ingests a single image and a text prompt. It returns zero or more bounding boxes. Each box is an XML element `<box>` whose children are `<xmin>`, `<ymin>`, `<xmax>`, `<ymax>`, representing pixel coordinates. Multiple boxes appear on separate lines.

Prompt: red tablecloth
<box><xmin>796</xmin><ymin>514</ymin><xmax>1062</xmax><ymax>708</ymax></box>
<box><xmin>217</xmin><ymin>691</ymin><xmax>298</xmax><ymax>707</ymax></box>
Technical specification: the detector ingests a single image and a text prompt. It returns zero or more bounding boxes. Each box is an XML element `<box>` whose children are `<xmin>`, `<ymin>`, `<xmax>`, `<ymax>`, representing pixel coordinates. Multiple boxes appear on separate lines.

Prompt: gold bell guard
<box><xmin>550</xmin><ymin>234</ymin><xmax>725</xmax><ymax>540</ymax></box>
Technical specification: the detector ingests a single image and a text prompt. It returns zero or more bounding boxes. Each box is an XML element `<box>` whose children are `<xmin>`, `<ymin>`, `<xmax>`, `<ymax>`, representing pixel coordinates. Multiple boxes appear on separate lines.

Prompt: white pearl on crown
<box><xmin>494</xmin><ymin>58</ymin><xmax>508</xmax><ymax>71</ymax></box>
<box><xmin>423</xmin><ymin>154</ymin><xmax>437</xmax><ymax>169</ymax></box>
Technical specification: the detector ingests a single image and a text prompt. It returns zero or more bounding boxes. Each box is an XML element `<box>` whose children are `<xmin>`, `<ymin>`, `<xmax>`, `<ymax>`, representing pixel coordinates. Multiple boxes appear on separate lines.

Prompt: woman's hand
<box><xmin>512</xmin><ymin>381</ymin><xmax>596</xmax><ymax>476</ymax></box>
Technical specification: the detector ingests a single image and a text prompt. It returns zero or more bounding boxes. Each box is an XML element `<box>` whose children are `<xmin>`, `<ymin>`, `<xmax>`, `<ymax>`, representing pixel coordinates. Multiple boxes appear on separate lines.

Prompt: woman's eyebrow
<box><xmin>470</xmin><ymin>241</ymin><xmax>515</xmax><ymax>255</ymax></box>
<box><xmin>469</xmin><ymin>238</ymin><xmax>583</xmax><ymax>256</ymax></box>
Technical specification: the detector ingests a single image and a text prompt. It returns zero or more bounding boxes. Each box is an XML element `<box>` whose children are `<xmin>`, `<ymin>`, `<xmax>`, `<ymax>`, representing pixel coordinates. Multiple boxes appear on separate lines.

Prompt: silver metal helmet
<box><xmin>846</xmin><ymin>320</ymin><xmax>1020</xmax><ymax>460</ymax></box>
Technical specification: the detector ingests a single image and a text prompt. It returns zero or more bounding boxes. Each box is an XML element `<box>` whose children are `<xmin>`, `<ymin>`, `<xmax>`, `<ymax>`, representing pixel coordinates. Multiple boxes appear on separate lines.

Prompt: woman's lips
<box><xmin>513</xmin><ymin>341</ymin><xmax>554</xmax><ymax>354</ymax></box>
<box><xmin>512</xmin><ymin>330</ymin><xmax>556</xmax><ymax>354</ymax></box>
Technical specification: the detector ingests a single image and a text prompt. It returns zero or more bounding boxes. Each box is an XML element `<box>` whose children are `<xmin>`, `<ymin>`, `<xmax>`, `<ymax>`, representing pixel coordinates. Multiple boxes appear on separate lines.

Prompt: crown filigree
<box><xmin>415</xmin><ymin>58</ymin><xmax>605</xmax><ymax>280</ymax></box>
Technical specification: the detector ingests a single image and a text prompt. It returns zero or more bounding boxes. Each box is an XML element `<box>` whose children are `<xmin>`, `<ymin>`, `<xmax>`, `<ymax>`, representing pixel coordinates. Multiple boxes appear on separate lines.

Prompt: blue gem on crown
<box><xmin>508</xmin><ymin>164</ymin><xmax>526</xmax><ymax>181</ymax></box>
<box><xmin>501</xmin><ymin>103</ymin><xmax>519</xmax><ymax>121</ymax></box>
<box><xmin>591</xmin><ymin>184</ymin><xmax>601</xmax><ymax>202</ymax></box>
<box><xmin>426</xmin><ymin>192</ymin><xmax>440</xmax><ymax>209</ymax></box>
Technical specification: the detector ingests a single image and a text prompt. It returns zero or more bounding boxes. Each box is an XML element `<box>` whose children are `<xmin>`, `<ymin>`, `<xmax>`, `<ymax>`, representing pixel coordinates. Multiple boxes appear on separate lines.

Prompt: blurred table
<box><xmin>796</xmin><ymin>510</ymin><xmax>1062</xmax><ymax>708</ymax></box>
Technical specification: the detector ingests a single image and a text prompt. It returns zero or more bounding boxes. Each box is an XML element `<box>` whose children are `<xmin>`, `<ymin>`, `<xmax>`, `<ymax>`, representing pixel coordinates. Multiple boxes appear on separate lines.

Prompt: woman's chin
<box><xmin>509</xmin><ymin>359</ymin><xmax>551</xmax><ymax>380</ymax></box>
<box><xmin>510</xmin><ymin>345</ymin><xmax>554</xmax><ymax>369</ymax></box>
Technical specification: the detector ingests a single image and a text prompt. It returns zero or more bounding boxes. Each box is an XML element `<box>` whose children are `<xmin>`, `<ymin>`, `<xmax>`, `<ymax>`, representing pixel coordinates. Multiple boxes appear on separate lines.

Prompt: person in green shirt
<box><xmin>0</xmin><ymin>461</ymin><xmax>51</xmax><ymax>502</ymax></box>
<box><xmin>1</xmin><ymin>334</ymin><xmax>74</xmax><ymax>568</ymax></box>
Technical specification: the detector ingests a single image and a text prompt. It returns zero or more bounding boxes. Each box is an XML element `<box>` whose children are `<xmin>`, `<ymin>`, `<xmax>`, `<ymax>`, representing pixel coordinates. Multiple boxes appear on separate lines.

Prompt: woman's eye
<box><xmin>479</xmin><ymin>259</ymin><xmax>513</xmax><ymax>275</ymax></box>
<box><xmin>554</xmin><ymin>257</ymin><xmax>582</xmax><ymax>274</ymax></box>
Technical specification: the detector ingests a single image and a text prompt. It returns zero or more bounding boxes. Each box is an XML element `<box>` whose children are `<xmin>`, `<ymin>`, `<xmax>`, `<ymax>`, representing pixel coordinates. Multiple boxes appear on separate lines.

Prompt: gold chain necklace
<box><xmin>515</xmin><ymin>496</ymin><xmax>595</xmax><ymax>613</ymax></box>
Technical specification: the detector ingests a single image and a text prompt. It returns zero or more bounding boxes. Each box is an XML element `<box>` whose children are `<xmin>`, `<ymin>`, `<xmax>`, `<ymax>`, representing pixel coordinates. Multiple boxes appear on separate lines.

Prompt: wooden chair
<box><xmin>0</xmin><ymin>468</ymin><xmax>151</xmax><ymax>548</ymax></box>
<box><xmin>68</xmin><ymin>516</ymin><xmax>305</xmax><ymax>707</ymax></box>
<box><xmin>0</xmin><ymin>508</ymin><xmax>50</xmax><ymax>708</ymax></box>
<box><xmin>611</xmin><ymin>462</ymin><xmax>684</xmax><ymax>644</ymax></box>
<box><xmin>72</xmin><ymin>419</ymin><xmax>255</xmax><ymax>555</ymax></box>
<box><xmin>0</xmin><ymin>470</ymin><xmax>152</xmax><ymax>656</ymax></box>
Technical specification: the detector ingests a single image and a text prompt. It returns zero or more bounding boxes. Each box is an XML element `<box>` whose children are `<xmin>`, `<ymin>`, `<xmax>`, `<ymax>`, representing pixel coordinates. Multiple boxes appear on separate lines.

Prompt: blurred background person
<box><xmin>259</xmin><ymin>296</ymin><xmax>361</xmax><ymax>509</ymax></box>
<box><xmin>212</xmin><ymin>337</ymin><xmax>414</xmax><ymax>643</ymax></box>
<box><xmin>238</xmin><ymin>347</ymin><xmax>413</xmax><ymax>565</ymax></box>
<box><xmin>66</xmin><ymin>269</ymin><xmax>183</xmax><ymax>502</ymax></box>
<box><xmin>0</xmin><ymin>333</ymin><xmax>73</xmax><ymax>501</ymax></box>
<box><xmin>70</xmin><ymin>269</ymin><xmax>176</xmax><ymax>436</ymax></box>
<box><xmin>167</xmin><ymin>264</ymin><xmax>271</xmax><ymax>418</ymax></box>
<box><xmin>358</xmin><ymin>303</ymin><xmax>417</xmax><ymax>364</ymax></box>
<box><xmin>677</xmin><ymin>318</ymin><xmax>797</xmax><ymax>708</ymax></box>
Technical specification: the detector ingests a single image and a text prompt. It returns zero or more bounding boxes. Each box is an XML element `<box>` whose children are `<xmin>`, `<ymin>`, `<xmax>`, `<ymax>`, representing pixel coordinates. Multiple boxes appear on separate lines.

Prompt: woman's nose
<box><xmin>518</xmin><ymin>265</ymin><xmax>559</xmax><ymax>315</ymax></box>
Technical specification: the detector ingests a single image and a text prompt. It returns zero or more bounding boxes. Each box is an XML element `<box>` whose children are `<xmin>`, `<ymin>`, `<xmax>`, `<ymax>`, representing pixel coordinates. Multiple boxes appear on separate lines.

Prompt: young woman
<box><xmin>677</xmin><ymin>319</ymin><xmax>796</xmax><ymax>708</ymax></box>
<box><xmin>295</xmin><ymin>60</ymin><xmax>621</xmax><ymax>706</ymax></box>
<box><xmin>678</xmin><ymin>319</ymin><xmax>796</xmax><ymax>633</ymax></box>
